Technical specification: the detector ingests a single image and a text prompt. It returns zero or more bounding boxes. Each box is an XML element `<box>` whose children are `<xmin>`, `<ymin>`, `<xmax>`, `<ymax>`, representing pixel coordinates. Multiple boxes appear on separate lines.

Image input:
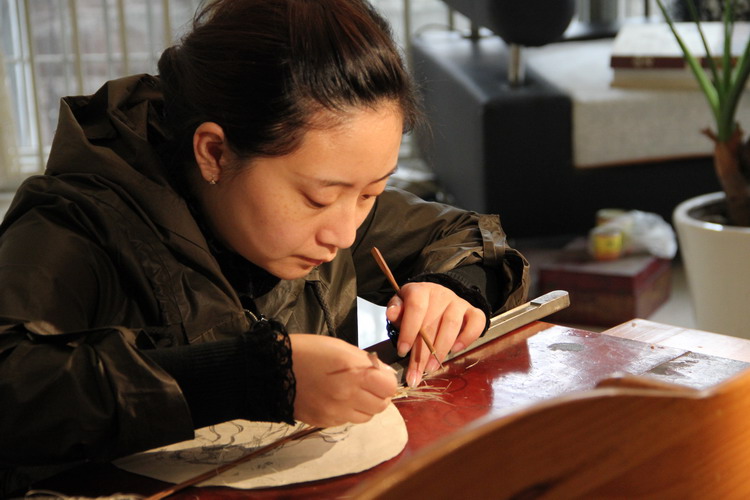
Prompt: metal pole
<box><xmin>507</xmin><ymin>43</ymin><xmax>525</xmax><ymax>86</ymax></box>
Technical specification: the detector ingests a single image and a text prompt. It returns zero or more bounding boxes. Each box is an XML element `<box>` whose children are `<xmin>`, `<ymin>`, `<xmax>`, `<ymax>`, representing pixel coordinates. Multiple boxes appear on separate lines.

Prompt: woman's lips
<box><xmin>300</xmin><ymin>256</ymin><xmax>326</xmax><ymax>266</ymax></box>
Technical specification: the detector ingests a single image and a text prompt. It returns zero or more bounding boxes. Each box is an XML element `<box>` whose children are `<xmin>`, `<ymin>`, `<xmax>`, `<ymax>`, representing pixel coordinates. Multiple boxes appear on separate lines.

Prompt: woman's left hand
<box><xmin>385</xmin><ymin>282</ymin><xmax>486</xmax><ymax>388</ymax></box>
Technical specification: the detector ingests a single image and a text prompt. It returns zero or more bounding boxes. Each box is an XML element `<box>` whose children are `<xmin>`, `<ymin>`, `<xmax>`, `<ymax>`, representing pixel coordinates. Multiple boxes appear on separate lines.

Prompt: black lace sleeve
<box><xmin>243</xmin><ymin>317</ymin><xmax>296</xmax><ymax>424</ymax></box>
<box><xmin>142</xmin><ymin>317</ymin><xmax>296</xmax><ymax>428</ymax></box>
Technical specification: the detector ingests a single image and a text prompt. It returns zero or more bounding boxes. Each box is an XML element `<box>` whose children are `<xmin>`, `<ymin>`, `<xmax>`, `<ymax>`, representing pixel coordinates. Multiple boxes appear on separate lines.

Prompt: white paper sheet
<box><xmin>113</xmin><ymin>402</ymin><xmax>407</xmax><ymax>489</ymax></box>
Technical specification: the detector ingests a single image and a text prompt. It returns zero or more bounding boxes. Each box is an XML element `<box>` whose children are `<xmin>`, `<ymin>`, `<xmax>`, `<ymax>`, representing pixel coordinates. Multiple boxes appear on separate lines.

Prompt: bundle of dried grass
<box><xmin>393</xmin><ymin>381</ymin><xmax>449</xmax><ymax>403</ymax></box>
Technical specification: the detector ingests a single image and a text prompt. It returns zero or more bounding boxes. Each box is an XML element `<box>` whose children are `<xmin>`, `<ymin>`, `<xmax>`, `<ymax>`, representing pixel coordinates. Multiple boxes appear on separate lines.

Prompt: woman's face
<box><xmin>199</xmin><ymin>105</ymin><xmax>403</xmax><ymax>280</ymax></box>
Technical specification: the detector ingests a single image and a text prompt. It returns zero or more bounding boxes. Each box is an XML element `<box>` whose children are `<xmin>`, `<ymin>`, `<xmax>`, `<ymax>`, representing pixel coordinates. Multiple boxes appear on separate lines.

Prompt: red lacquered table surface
<box><xmin>33</xmin><ymin>319</ymin><xmax>750</xmax><ymax>499</ymax></box>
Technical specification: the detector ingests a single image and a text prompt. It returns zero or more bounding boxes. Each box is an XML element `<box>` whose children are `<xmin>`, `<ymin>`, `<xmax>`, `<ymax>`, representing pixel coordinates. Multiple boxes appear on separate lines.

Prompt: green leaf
<box><xmin>656</xmin><ymin>0</ymin><xmax>720</xmax><ymax>119</ymax></box>
<box><xmin>719</xmin><ymin>24</ymin><xmax>750</xmax><ymax>140</ymax></box>
<box><xmin>655</xmin><ymin>0</ymin><xmax>750</xmax><ymax>140</ymax></box>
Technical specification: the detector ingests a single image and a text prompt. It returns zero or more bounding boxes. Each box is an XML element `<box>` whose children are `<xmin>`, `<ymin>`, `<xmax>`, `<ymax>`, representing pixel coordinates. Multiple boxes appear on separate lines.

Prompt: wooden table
<box><xmin>32</xmin><ymin>319</ymin><xmax>750</xmax><ymax>498</ymax></box>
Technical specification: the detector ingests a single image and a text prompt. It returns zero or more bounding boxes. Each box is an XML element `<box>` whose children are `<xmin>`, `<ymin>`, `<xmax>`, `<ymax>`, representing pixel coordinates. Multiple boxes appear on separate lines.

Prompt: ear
<box><xmin>193</xmin><ymin>122</ymin><xmax>229</xmax><ymax>184</ymax></box>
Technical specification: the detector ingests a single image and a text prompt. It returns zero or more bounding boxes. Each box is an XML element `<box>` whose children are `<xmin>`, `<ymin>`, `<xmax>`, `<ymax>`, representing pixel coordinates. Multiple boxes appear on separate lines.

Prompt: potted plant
<box><xmin>656</xmin><ymin>0</ymin><xmax>750</xmax><ymax>337</ymax></box>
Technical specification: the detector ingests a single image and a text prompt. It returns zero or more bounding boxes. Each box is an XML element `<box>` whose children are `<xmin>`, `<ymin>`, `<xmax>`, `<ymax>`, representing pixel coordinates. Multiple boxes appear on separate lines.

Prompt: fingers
<box><xmin>351</xmin><ymin>382</ymin><xmax>394</xmax><ymax>421</ymax></box>
<box><xmin>404</xmin><ymin>318</ymin><xmax>446</xmax><ymax>388</ymax></box>
<box><xmin>318</xmin><ymin>359</ymin><xmax>397</xmax><ymax>426</ymax></box>
<box><xmin>395</xmin><ymin>283</ymin><xmax>488</xmax><ymax>388</ymax></box>
<box><xmin>430</xmin><ymin>301</ymin><xmax>465</xmax><ymax>358</ymax></box>
<box><xmin>291</xmin><ymin>334</ymin><xmax>398</xmax><ymax>427</ymax></box>
<box><xmin>363</xmin><ymin>358</ymin><xmax>399</xmax><ymax>399</ymax></box>
<box><xmin>452</xmin><ymin>307</ymin><xmax>486</xmax><ymax>353</ymax></box>
<box><xmin>385</xmin><ymin>294</ymin><xmax>402</xmax><ymax>323</ymax></box>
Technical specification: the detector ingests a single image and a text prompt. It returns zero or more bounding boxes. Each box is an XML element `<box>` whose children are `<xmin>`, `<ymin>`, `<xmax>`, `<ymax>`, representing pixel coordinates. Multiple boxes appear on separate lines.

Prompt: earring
<box><xmin>209</xmin><ymin>177</ymin><xmax>217</xmax><ymax>185</ymax></box>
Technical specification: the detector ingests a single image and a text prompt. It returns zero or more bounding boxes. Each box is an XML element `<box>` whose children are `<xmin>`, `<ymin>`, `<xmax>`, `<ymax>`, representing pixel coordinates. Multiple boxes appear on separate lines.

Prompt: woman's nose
<box><xmin>317</xmin><ymin>205</ymin><xmax>361</xmax><ymax>249</ymax></box>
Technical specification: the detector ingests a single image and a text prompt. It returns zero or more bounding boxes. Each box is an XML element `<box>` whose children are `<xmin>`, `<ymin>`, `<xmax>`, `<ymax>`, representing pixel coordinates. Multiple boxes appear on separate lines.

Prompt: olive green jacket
<box><xmin>0</xmin><ymin>75</ymin><xmax>528</xmax><ymax>468</ymax></box>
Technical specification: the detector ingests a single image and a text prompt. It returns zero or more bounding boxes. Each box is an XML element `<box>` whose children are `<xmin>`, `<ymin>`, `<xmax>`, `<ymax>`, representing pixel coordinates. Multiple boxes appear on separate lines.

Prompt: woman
<box><xmin>0</xmin><ymin>0</ymin><xmax>528</xmax><ymax>476</ymax></box>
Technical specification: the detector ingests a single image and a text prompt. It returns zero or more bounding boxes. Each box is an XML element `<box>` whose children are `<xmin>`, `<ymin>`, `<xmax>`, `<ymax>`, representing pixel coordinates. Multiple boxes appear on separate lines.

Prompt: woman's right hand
<box><xmin>290</xmin><ymin>333</ymin><xmax>398</xmax><ymax>427</ymax></box>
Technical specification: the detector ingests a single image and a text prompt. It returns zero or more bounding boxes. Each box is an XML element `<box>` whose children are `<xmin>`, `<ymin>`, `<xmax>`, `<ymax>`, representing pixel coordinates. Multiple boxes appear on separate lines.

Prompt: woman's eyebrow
<box><xmin>316</xmin><ymin>165</ymin><xmax>399</xmax><ymax>188</ymax></box>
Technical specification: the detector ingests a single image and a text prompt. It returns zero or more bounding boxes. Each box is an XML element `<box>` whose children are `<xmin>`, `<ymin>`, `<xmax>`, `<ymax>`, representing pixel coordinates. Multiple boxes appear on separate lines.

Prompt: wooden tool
<box><xmin>370</xmin><ymin>247</ymin><xmax>443</xmax><ymax>369</ymax></box>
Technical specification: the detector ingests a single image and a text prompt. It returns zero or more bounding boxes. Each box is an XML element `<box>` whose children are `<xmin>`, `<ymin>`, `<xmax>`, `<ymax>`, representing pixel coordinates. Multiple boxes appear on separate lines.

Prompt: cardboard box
<box><xmin>538</xmin><ymin>241</ymin><xmax>672</xmax><ymax>327</ymax></box>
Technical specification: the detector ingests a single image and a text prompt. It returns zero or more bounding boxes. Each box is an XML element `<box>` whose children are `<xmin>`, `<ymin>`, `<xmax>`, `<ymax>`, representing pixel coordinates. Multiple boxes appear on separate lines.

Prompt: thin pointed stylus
<box><xmin>370</xmin><ymin>247</ymin><xmax>443</xmax><ymax>369</ymax></box>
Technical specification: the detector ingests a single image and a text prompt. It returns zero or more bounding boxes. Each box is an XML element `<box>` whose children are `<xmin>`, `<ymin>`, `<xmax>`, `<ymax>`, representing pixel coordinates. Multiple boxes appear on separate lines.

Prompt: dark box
<box><xmin>538</xmin><ymin>241</ymin><xmax>672</xmax><ymax>327</ymax></box>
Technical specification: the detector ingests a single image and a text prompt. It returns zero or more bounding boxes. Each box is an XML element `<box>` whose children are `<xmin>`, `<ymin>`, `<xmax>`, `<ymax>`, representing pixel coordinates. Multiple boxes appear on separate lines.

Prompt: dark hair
<box><xmin>157</xmin><ymin>0</ymin><xmax>421</xmax><ymax>173</ymax></box>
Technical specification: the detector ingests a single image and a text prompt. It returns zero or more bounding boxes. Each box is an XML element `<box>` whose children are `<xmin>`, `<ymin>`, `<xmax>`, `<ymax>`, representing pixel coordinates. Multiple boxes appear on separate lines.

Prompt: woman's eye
<box><xmin>305</xmin><ymin>196</ymin><xmax>328</xmax><ymax>209</ymax></box>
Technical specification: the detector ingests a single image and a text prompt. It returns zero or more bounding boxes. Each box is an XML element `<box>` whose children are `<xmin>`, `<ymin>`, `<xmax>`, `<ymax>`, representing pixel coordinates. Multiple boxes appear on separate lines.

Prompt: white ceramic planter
<box><xmin>673</xmin><ymin>192</ymin><xmax>750</xmax><ymax>338</ymax></box>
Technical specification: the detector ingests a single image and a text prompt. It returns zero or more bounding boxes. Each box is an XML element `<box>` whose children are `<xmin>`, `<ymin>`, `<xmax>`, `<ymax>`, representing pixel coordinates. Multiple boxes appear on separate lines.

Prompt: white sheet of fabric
<box><xmin>525</xmin><ymin>38</ymin><xmax>750</xmax><ymax>169</ymax></box>
<box><xmin>113</xmin><ymin>402</ymin><xmax>407</xmax><ymax>489</ymax></box>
